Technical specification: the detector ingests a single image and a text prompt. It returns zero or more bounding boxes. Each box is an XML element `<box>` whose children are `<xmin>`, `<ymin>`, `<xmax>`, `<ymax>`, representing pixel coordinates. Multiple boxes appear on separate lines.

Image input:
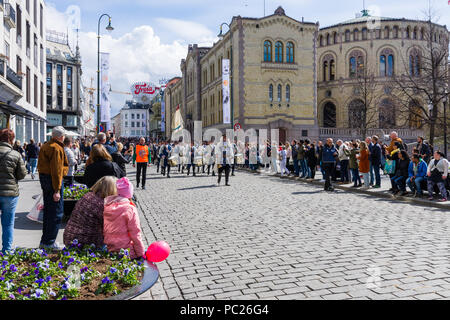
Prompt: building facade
<box><xmin>0</xmin><ymin>0</ymin><xmax>46</xmax><ymax>143</ymax></box>
<box><xmin>167</xmin><ymin>7</ymin><xmax>319</xmax><ymax>142</ymax></box>
<box><xmin>166</xmin><ymin>7</ymin><xmax>449</xmax><ymax>143</ymax></box>
<box><xmin>111</xmin><ymin>111</ymin><xmax>121</xmax><ymax>138</ymax></box>
<box><xmin>120</xmin><ymin>100</ymin><xmax>148</xmax><ymax>138</ymax></box>
<box><xmin>317</xmin><ymin>10</ymin><xmax>449</xmax><ymax>142</ymax></box>
<box><xmin>45</xmin><ymin>30</ymin><xmax>82</xmax><ymax>137</ymax></box>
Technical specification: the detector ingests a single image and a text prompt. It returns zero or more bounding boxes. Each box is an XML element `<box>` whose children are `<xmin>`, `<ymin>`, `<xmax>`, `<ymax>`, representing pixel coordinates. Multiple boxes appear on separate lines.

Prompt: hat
<box><xmin>116</xmin><ymin>177</ymin><xmax>134</xmax><ymax>199</ymax></box>
<box><xmin>52</xmin><ymin>126</ymin><xmax>67</xmax><ymax>138</ymax></box>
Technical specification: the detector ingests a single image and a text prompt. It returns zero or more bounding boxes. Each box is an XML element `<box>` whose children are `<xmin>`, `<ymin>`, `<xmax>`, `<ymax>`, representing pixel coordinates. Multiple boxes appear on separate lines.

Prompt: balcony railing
<box><xmin>319</xmin><ymin>127</ymin><xmax>424</xmax><ymax>142</ymax></box>
<box><xmin>4</xmin><ymin>2</ymin><xmax>16</xmax><ymax>28</ymax></box>
<box><xmin>6</xmin><ymin>65</ymin><xmax>22</xmax><ymax>90</ymax></box>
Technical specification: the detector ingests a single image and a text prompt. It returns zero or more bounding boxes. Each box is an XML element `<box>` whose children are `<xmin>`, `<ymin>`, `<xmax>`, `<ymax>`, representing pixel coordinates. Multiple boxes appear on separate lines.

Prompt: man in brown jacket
<box><xmin>386</xmin><ymin>131</ymin><xmax>403</xmax><ymax>154</ymax></box>
<box><xmin>37</xmin><ymin>126</ymin><xmax>69</xmax><ymax>249</ymax></box>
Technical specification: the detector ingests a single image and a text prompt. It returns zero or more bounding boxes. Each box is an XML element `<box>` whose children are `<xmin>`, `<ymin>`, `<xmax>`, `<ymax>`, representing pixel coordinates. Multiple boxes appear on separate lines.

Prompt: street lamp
<box><xmin>218</xmin><ymin>21</ymin><xmax>234</xmax><ymax>131</ymax></box>
<box><xmin>97</xmin><ymin>14</ymin><xmax>114</xmax><ymax>134</ymax></box>
<box><xmin>444</xmin><ymin>87</ymin><xmax>448</xmax><ymax>158</ymax></box>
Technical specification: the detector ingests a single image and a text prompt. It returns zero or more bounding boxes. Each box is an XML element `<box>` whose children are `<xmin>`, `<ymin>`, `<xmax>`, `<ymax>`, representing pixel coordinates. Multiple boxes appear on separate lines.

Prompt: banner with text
<box><xmin>222</xmin><ymin>59</ymin><xmax>231</xmax><ymax>124</ymax></box>
<box><xmin>161</xmin><ymin>100</ymin><xmax>165</xmax><ymax>133</ymax></box>
<box><xmin>100</xmin><ymin>53</ymin><xmax>111</xmax><ymax>128</ymax></box>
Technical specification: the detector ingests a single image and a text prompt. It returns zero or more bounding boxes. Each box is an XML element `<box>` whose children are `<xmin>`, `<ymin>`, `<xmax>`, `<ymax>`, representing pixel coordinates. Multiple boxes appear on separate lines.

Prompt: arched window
<box><xmin>333</xmin><ymin>32</ymin><xmax>338</xmax><ymax>44</ymax></box>
<box><xmin>275</xmin><ymin>41</ymin><xmax>283</xmax><ymax>63</ymax></box>
<box><xmin>286</xmin><ymin>85</ymin><xmax>290</xmax><ymax>102</ymax></box>
<box><xmin>408</xmin><ymin>100</ymin><xmax>422</xmax><ymax>129</ymax></box>
<box><xmin>286</xmin><ymin>42</ymin><xmax>294</xmax><ymax>63</ymax></box>
<box><xmin>379</xmin><ymin>98</ymin><xmax>396</xmax><ymax>128</ymax></box>
<box><xmin>380</xmin><ymin>49</ymin><xmax>394</xmax><ymax>77</ymax></box>
<box><xmin>348</xmin><ymin>99</ymin><xmax>364</xmax><ymax>129</ymax></box>
<box><xmin>264</xmin><ymin>40</ymin><xmax>272</xmax><ymax>62</ymax></box>
<box><xmin>277</xmin><ymin>84</ymin><xmax>282</xmax><ymax>102</ymax></box>
<box><xmin>353</xmin><ymin>28</ymin><xmax>359</xmax><ymax>41</ymax></box>
<box><xmin>393</xmin><ymin>26</ymin><xmax>399</xmax><ymax>38</ymax></box>
<box><xmin>349</xmin><ymin>50</ymin><xmax>364</xmax><ymax>78</ymax></box>
<box><xmin>326</xmin><ymin>34</ymin><xmax>331</xmax><ymax>45</ymax></box>
<box><xmin>345</xmin><ymin>30</ymin><xmax>350</xmax><ymax>42</ymax></box>
<box><xmin>323</xmin><ymin>61</ymin><xmax>328</xmax><ymax>81</ymax></box>
<box><xmin>406</xmin><ymin>26</ymin><xmax>411</xmax><ymax>39</ymax></box>
<box><xmin>329</xmin><ymin>60</ymin><xmax>335</xmax><ymax>80</ymax></box>
<box><xmin>269</xmin><ymin>84</ymin><xmax>273</xmax><ymax>102</ymax></box>
<box><xmin>384</xmin><ymin>26</ymin><xmax>390</xmax><ymax>39</ymax></box>
<box><xmin>362</xmin><ymin>27</ymin><xmax>368</xmax><ymax>40</ymax></box>
<box><xmin>420</xmin><ymin>28</ymin><xmax>425</xmax><ymax>40</ymax></box>
<box><xmin>323</xmin><ymin>102</ymin><xmax>337</xmax><ymax>128</ymax></box>
<box><xmin>319</xmin><ymin>35</ymin><xmax>323</xmax><ymax>47</ymax></box>
<box><xmin>409</xmin><ymin>48</ymin><xmax>421</xmax><ymax>77</ymax></box>
<box><xmin>413</xmin><ymin>27</ymin><xmax>418</xmax><ymax>39</ymax></box>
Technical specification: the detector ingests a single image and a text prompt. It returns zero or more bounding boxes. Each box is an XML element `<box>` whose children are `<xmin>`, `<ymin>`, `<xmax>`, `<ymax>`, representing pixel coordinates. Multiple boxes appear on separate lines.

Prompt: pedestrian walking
<box><xmin>133</xmin><ymin>137</ymin><xmax>150</xmax><ymax>189</ymax></box>
<box><xmin>0</xmin><ymin>129</ymin><xmax>27</xmax><ymax>254</ymax></box>
<box><xmin>37</xmin><ymin>126</ymin><xmax>69</xmax><ymax>250</ymax></box>
<box><xmin>216</xmin><ymin>135</ymin><xmax>234</xmax><ymax>186</ymax></box>
<box><xmin>26</xmin><ymin>139</ymin><xmax>39</xmax><ymax>179</ymax></box>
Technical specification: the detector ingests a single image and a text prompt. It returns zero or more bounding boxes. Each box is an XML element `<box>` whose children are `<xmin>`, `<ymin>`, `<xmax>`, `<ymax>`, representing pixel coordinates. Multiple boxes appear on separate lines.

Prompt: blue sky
<box><xmin>45</xmin><ymin>0</ymin><xmax>450</xmax><ymax>116</ymax></box>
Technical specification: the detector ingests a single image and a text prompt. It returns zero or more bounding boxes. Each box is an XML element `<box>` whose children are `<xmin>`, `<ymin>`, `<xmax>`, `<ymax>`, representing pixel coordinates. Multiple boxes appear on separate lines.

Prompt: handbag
<box><xmin>27</xmin><ymin>194</ymin><xmax>44</xmax><ymax>223</ymax></box>
<box><xmin>384</xmin><ymin>159</ymin><xmax>396</xmax><ymax>175</ymax></box>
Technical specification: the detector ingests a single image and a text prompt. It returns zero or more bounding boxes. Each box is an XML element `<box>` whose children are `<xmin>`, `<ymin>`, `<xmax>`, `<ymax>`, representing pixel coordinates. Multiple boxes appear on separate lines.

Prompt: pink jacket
<box><xmin>103</xmin><ymin>196</ymin><xmax>145</xmax><ymax>259</ymax></box>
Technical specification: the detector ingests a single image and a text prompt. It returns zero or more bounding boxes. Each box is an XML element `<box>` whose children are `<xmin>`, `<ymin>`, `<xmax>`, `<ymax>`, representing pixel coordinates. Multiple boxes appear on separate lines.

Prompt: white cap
<box><xmin>52</xmin><ymin>126</ymin><xmax>66</xmax><ymax>138</ymax></box>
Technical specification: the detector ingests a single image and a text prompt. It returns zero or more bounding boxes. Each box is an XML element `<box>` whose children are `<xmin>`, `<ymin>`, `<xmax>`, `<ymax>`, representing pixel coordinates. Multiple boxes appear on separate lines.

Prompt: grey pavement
<box><xmin>132</xmin><ymin>164</ymin><xmax>450</xmax><ymax>300</ymax></box>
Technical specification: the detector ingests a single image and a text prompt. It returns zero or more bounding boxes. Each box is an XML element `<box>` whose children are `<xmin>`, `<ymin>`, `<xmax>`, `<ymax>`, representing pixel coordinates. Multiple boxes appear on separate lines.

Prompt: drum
<box><xmin>235</xmin><ymin>153</ymin><xmax>244</xmax><ymax>164</ymax></box>
<box><xmin>194</xmin><ymin>156</ymin><xmax>203</xmax><ymax>166</ymax></box>
<box><xmin>168</xmin><ymin>156</ymin><xmax>179</xmax><ymax>167</ymax></box>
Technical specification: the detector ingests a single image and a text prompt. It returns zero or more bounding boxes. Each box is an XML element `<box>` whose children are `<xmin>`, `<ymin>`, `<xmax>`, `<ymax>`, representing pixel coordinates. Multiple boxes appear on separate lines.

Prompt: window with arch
<box><xmin>384</xmin><ymin>26</ymin><xmax>390</xmax><ymax>39</ymax></box>
<box><xmin>326</xmin><ymin>34</ymin><xmax>331</xmax><ymax>45</ymax></box>
<box><xmin>319</xmin><ymin>35</ymin><xmax>323</xmax><ymax>46</ymax></box>
<box><xmin>269</xmin><ymin>84</ymin><xmax>273</xmax><ymax>102</ymax></box>
<box><xmin>275</xmin><ymin>41</ymin><xmax>283</xmax><ymax>63</ymax></box>
<box><xmin>329</xmin><ymin>60</ymin><xmax>335</xmax><ymax>80</ymax></box>
<box><xmin>406</xmin><ymin>26</ymin><xmax>411</xmax><ymax>39</ymax></box>
<box><xmin>264</xmin><ymin>40</ymin><xmax>272</xmax><ymax>62</ymax></box>
<box><xmin>420</xmin><ymin>28</ymin><xmax>424</xmax><ymax>40</ymax></box>
<box><xmin>379</xmin><ymin>98</ymin><xmax>396</xmax><ymax>128</ymax></box>
<box><xmin>393</xmin><ymin>26</ymin><xmax>399</xmax><ymax>38</ymax></box>
<box><xmin>353</xmin><ymin>28</ymin><xmax>359</xmax><ymax>41</ymax></box>
<box><xmin>348</xmin><ymin>99</ymin><xmax>364</xmax><ymax>129</ymax></box>
<box><xmin>409</xmin><ymin>48</ymin><xmax>421</xmax><ymax>77</ymax></box>
<box><xmin>322</xmin><ymin>54</ymin><xmax>335</xmax><ymax>82</ymax></box>
<box><xmin>349</xmin><ymin>50</ymin><xmax>364</xmax><ymax>78</ymax></box>
<box><xmin>345</xmin><ymin>30</ymin><xmax>350</xmax><ymax>42</ymax></box>
<box><xmin>323</xmin><ymin>61</ymin><xmax>328</xmax><ymax>81</ymax></box>
<box><xmin>362</xmin><ymin>27</ymin><xmax>368</xmax><ymax>40</ymax></box>
<box><xmin>413</xmin><ymin>27</ymin><xmax>418</xmax><ymax>39</ymax></box>
<box><xmin>333</xmin><ymin>32</ymin><xmax>338</xmax><ymax>44</ymax></box>
<box><xmin>286</xmin><ymin>42</ymin><xmax>294</xmax><ymax>63</ymax></box>
<box><xmin>277</xmin><ymin>84</ymin><xmax>282</xmax><ymax>102</ymax></box>
<box><xmin>286</xmin><ymin>85</ymin><xmax>290</xmax><ymax>102</ymax></box>
<box><xmin>379</xmin><ymin>48</ymin><xmax>394</xmax><ymax>77</ymax></box>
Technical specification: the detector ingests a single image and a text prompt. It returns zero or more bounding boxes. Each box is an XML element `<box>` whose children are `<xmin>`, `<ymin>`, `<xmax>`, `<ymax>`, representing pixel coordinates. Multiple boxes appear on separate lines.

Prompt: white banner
<box><xmin>100</xmin><ymin>53</ymin><xmax>111</xmax><ymax>126</ymax></box>
<box><xmin>222</xmin><ymin>59</ymin><xmax>231</xmax><ymax>124</ymax></box>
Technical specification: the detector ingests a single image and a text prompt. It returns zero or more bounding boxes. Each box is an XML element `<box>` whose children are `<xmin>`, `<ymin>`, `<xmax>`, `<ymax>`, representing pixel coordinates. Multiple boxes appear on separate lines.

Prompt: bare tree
<box><xmin>349</xmin><ymin>56</ymin><xmax>381</xmax><ymax>139</ymax></box>
<box><xmin>389</xmin><ymin>5</ymin><xmax>449</xmax><ymax>145</ymax></box>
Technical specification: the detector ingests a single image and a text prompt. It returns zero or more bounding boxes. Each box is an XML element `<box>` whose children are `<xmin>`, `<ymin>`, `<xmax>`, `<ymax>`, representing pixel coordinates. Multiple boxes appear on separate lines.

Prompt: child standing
<box><xmin>103</xmin><ymin>177</ymin><xmax>145</xmax><ymax>259</ymax></box>
<box><xmin>357</xmin><ymin>141</ymin><xmax>370</xmax><ymax>189</ymax></box>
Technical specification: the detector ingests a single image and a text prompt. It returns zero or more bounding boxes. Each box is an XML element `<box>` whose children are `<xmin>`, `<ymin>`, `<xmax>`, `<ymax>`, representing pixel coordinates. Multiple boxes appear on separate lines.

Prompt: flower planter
<box><xmin>107</xmin><ymin>260</ymin><xmax>159</xmax><ymax>300</ymax></box>
<box><xmin>63</xmin><ymin>199</ymin><xmax>77</xmax><ymax>221</ymax></box>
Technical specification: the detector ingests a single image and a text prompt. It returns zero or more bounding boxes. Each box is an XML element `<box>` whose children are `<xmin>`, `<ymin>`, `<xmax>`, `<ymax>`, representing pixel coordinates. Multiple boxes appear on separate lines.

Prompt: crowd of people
<box><xmin>0</xmin><ymin>125</ymin><xmax>449</xmax><ymax>255</ymax></box>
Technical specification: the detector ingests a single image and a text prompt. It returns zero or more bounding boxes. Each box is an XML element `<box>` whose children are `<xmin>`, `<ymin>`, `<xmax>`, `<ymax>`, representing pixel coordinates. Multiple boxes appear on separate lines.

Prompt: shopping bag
<box><xmin>384</xmin><ymin>159</ymin><xmax>396</xmax><ymax>175</ymax></box>
<box><xmin>27</xmin><ymin>194</ymin><xmax>44</xmax><ymax>223</ymax></box>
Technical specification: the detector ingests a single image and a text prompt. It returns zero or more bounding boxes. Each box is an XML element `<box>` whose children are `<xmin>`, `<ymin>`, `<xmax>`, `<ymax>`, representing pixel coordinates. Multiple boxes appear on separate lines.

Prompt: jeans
<box><xmin>362</xmin><ymin>172</ymin><xmax>370</xmax><ymax>187</ymax></box>
<box><xmin>0</xmin><ymin>196</ymin><xmax>19</xmax><ymax>253</ymax></box>
<box><xmin>293</xmin><ymin>159</ymin><xmax>300</xmax><ymax>176</ymax></box>
<box><xmin>340</xmin><ymin>160</ymin><xmax>350</xmax><ymax>182</ymax></box>
<box><xmin>39</xmin><ymin>174</ymin><xmax>64</xmax><ymax>247</ymax></box>
<box><xmin>29</xmin><ymin>158</ymin><xmax>38</xmax><ymax>175</ymax></box>
<box><xmin>351</xmin><ymin>168</ymin><xmax>361</xmax><ymax>185</ymax></box>
<box><xmin>323</xmin><ymin>162</ymin><xmax>335</xmax><ymax>190</ymax></box>
<box><xmin>299</xmin><ymin>159</ymin><xmax>308</xmax><ymax>177</ymax></box>
<box><xmin>407</xmin><ymin>177</ymin><xmax>426</xmax><ymax>194</ymax></box>
<box><xmin>372</xmin><ymin>163</ymin><xmax>381</xmax><ymax>186</ymax></box>
<box><xmin>391</xmin><ymin>176</ymin><xmax>407</xmax><ymax>192</ymax></box>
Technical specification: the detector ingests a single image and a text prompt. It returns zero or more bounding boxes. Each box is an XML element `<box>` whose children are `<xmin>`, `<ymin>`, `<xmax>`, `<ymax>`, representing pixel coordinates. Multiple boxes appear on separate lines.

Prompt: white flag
<box><xmin>100</xmin><ymin>53</ymin><xmax>111</xmax><ymax>126</ymax></box>
<box><xmin>222</xmin><ymin>59</ymin><xmax>231</xmax><ymax>124</ymax></box>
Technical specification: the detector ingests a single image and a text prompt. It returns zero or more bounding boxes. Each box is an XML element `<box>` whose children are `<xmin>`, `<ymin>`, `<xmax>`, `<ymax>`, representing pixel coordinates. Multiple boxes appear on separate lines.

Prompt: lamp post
<box><xmin>218</xmin><ymin>21</ymin><xmax>234</xmax><ymax>131</ymax></box>
<box><xmin>444</xmin><ymin>87</ymin><xmax>448</xmax><ymax>158</ymax></box>
<box><xmin>97</xmin><ymin>14</ymin><xmax>114</xmax><ymax>134</ymax></box>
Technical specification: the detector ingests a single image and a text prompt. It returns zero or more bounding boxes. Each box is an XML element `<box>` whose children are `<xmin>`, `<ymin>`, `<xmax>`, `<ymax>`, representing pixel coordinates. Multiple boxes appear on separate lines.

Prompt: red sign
<box><xmin>133</xmin><ymin>83</ymin><xmax>157</xmax><ymax>95</ymax></box>
<box><xmin>234</xmin><ymin>123</ymin><xmax>242</xmax><ymax>131</ymax></box>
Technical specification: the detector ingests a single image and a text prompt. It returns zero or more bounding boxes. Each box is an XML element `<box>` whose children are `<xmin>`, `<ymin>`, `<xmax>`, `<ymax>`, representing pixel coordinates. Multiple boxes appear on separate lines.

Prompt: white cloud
<box><xmin>155</xmin><ymin>18</ymin><xmax>217</xmax><ymax>46</ymax></box>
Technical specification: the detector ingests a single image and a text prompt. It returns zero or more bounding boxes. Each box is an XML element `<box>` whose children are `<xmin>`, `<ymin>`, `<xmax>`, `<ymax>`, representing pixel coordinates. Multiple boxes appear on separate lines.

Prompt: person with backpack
<box><xmin>427</xmin><ymin>151</ymin><xmax>448</xmax><ymax>202</ymax></box>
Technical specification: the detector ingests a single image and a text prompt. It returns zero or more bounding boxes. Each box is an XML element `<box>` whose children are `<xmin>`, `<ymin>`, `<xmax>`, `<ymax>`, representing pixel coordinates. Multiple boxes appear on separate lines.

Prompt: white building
<box><xmin>0</xmin><ymin>0</ymin><xmax>47</xmax><ymax>143</ymax></box>
<box><xmin>119</xmin><ymin>100</ymin><xmax>149</xmax><ymax>138</ymax></box>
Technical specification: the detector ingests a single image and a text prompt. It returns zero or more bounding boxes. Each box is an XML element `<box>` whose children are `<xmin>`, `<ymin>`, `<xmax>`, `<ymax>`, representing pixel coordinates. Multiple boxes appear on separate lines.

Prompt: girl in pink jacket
<box><xmin>103</xmin><ymin>177</ymin><xmax>145</xmax><ymax>259</ymax></box>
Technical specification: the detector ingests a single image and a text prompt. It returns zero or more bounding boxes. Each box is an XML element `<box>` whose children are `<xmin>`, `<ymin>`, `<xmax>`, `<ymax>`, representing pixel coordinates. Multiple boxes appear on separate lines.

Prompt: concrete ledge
<box><xmin>238</xmin><ymin>167</ymin><xmax>450</xmax><ymax>211</ymax></box>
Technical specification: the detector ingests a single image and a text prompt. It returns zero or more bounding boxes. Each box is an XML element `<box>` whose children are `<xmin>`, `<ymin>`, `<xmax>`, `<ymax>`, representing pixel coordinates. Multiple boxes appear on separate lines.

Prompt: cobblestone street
<box><xmin>133</xmin><ymin>166</ymin><xmax>450</xmax><ymax>300</ymax></box>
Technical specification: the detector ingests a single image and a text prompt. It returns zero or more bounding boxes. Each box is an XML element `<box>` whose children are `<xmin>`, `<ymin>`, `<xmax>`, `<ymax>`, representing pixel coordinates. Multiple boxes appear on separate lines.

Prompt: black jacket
<box><xmin>369</xmin><ymin>143</ymin><xmax>382</xmax><ymax>166</ymax></box>
<box><xmin>306</xmin><ymin>146</ymin><xmax>317</xmax><ymax>166</ymax></box>
<box><xmin>26</xmin><ymin>143</ymin><xmax>40</xmax><ymax>159</ymax></box>
<box><xmin>84</xmin><ymin>159</ymin><xmax>125</xmax><ymax>188</ymax></box>
<box><xmin>395</xmin><ymin>158</ymin><xmax>410</xmax><ymax>178</ymax></box>
<box><xmin>112</xmin><ymin>152</ymin><xmax>130</xmax><ymax>175</ymax></box>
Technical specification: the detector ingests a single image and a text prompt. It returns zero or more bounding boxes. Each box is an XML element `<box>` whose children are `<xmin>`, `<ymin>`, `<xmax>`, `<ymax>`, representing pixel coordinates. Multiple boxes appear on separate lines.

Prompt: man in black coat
<box><xmin>370</xmin><ymin>135</ymin><xmax>382</xmax><ymax>188</ymax></box>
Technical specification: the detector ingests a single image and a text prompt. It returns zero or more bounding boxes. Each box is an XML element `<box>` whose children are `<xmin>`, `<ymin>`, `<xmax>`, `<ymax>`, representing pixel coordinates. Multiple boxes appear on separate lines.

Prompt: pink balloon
<box><xmin>146</xmin><ymin>241</ymin><xmax>171</xmax><ymax>263</ymax></box>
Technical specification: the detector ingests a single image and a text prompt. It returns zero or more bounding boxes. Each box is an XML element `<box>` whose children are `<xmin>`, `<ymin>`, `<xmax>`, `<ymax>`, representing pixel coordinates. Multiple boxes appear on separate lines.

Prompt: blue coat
<box><xmin>408</xmin><ymin>160</ymin><xmax>427</xmax><ymax>178</ymax></box>
<box><xmin>322</xmin><ymin>144</ymin><xmax>337</xmax><ymax>163</ymax></box>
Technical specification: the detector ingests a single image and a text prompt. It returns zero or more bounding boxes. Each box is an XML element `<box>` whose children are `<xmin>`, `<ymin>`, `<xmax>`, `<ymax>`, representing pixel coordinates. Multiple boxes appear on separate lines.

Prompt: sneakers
<box><xmin>400</xmin><ymin>191</ymin><xmax>408</xmax><ymax>196</ymax></box>
<box><xmin>142</xmin><ymin>186</ymin><xmax>146</xmax><ymax>190</ymax></box>
<box><xmin>372</xmin><ymin>185</ymin><xmax>381</xmax><ymax>189</ymax></box>
<box><xmin>439</xmin><ymin>198</ymin><xmax>447</xmax><ymax>202</ymax></box>
<box><xmin>428</xmin><ymin>196</ymin><xmax>434</xmax><ymax>201</ymax></box>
